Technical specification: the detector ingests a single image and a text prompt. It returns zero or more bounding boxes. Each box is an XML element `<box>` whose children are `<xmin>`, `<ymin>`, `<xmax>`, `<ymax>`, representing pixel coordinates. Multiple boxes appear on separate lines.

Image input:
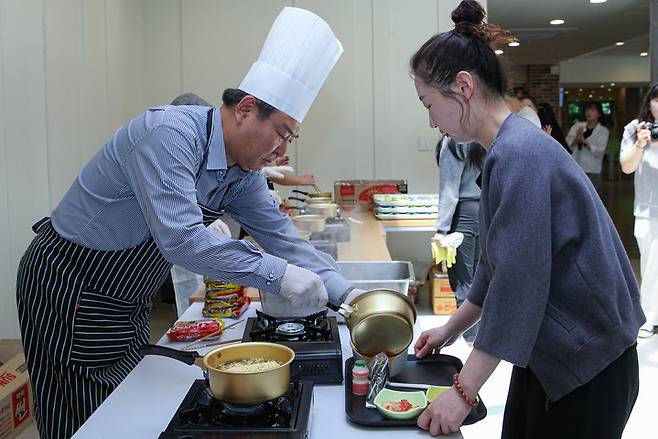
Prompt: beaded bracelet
<box><xmin>452</xmin><ymin>373</ymin><xmax>479</xmax><ymax>408</ymax></box>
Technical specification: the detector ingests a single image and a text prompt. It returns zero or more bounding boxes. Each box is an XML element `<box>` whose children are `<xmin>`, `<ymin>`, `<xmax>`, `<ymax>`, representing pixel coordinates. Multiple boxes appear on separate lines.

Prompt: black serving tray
<box><xmin>344</xmin><ymin>354</ymin><xmax>487</xmax><ymax>427</ymax></box>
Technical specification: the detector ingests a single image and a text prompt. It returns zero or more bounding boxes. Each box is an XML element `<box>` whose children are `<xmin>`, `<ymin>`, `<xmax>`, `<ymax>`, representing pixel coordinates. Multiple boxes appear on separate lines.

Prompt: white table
<box><xmin>73</xmin><ymin>302</ymin><xmax>499</xmax><ymax>438</ymax></box>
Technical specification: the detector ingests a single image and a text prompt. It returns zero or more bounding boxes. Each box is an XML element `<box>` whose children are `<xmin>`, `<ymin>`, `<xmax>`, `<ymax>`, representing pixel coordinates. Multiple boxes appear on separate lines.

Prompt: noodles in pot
<box><xmin>216</xmin><ymin>358</ymin><xmax>282</xmax><ymax>373</ymax></box>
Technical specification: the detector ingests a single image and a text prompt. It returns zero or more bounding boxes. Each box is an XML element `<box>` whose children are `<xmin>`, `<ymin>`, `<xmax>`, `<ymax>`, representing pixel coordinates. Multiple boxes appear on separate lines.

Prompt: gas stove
<box><xmin>159</xmin><ymin>379</ymin><xmax>313</xmax><ymax>438</ymax></box>
<box><xmin>241</xmin><ymin>310</ymin><xmax>343</xmax><ymax>384</ymax></box>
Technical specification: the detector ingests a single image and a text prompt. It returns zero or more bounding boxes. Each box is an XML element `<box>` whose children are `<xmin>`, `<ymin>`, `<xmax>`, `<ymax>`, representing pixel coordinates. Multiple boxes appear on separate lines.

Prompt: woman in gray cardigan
<box><xmin>410</xmin><ymin>1</ymin><xmax>643</xmax><ymax>437</ymax></box>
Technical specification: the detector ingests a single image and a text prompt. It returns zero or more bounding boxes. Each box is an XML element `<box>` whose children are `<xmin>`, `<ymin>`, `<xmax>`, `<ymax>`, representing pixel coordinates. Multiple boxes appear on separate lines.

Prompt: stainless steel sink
<box><xmin>336</xmin><ymin>261</ymin><xmax>414</xmax><ymax>295</ymax></box>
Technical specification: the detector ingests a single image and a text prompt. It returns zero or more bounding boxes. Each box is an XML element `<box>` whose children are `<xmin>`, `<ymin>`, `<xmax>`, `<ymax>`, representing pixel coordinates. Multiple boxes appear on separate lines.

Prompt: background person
<box><xmin>566</xmin><ymin>101</ymin><xmax>610</xmax><ymax>190</ymax></box>
<box><xmin>620</xmin><ymin>83</ymin><xmax>658</xmax><ymax>338</ymax></box>
<box><xmin>435</xmin><ymin>136</ymin><xmax>484</xmax><ymax>344</ymax></box>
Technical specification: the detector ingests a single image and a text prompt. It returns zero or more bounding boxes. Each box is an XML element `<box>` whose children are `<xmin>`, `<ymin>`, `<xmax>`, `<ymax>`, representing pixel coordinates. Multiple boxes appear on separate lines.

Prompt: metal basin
<box><xmin>336</xmin><ymin>261</ymin><xmax>414</xmax><ymax>295</ymax></box>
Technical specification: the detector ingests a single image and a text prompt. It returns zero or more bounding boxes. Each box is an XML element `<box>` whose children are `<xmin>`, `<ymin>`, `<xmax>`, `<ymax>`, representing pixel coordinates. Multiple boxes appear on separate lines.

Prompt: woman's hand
<box><xmin>543</xmin><ymin>124</ymin><xmax>552</xmax><ymax>135</ymax></box>
<box><xmin>432</xmin><ymin>233</ymin><xmax>447</xmax><ymax>247</ymax></box>
<box><xmin>414</xmin><ymin>325</ymin><xmax>458</xmax><ymax>358</ymax></box>
<box><xmin>636</xmin><ymin>121</ymin><xmax>651</xmax><ymax>149</ymax></box>
<box><xmin>417</xmin><ymin>387</ymin><xmax>472</xmax><ymax>436</ymax></box>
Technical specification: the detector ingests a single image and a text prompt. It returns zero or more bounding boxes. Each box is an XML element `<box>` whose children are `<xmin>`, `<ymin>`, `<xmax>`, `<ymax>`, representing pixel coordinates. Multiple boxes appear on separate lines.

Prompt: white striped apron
<box><xmin>16</xmin><ymin>109</ymin><xmax>226</xmax><ymax>438</ymax></box>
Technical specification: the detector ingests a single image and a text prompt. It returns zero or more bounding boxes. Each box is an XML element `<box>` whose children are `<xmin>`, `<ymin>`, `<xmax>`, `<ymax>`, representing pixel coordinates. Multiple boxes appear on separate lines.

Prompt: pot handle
<box><xmin>288</xmin><ymin>196</ymin><xmax>307</xmax><ymax>203</ymax></box>
<box><xmin>292</xmin><ymin>189</ymin><xmax>310</xmax><ymax>197</ymax></box>
<box><xmin>139</xmin><ymin>344</ymin><xmax>200</xmax><ymax>366</ymax></box>
<box><xmin>326</xmin><ymin>301</ymin><xmax>354</xmax><ymax>318</ymax></box>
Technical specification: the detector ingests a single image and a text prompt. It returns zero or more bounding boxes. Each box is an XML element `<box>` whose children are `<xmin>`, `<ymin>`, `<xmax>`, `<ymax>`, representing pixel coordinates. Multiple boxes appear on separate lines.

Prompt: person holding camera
<box><xmin>566</xmin><ymin>102</ymin><xmax>610</xmax><ymax>190</ymax></box>
<box><xmin>620</xmin><ymin>84</ymin><xmax>658</xmax><ymax>338</ymax></box>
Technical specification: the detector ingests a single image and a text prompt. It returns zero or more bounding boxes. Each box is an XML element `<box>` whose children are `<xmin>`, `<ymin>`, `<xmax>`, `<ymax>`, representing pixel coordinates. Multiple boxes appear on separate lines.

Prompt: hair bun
<box><xmin>451</xmin><ymin>0</ymin><xmax>485</xmax><ymax>26</ymax></box>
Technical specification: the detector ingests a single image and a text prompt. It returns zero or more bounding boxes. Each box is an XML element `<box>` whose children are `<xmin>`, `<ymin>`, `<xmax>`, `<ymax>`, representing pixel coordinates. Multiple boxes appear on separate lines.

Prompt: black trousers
<box><xmin>502</xmin><ymin>344</ymin><xmax>639</xmax><ymax>439</ymax></box>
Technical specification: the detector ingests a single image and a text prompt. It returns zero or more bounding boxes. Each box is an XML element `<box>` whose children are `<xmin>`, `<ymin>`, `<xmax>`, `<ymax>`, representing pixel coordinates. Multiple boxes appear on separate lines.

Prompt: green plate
<box><xmin>373</xmin><ymin>388</ymin><xmax>428</xmax><ymax>420</ymax></box>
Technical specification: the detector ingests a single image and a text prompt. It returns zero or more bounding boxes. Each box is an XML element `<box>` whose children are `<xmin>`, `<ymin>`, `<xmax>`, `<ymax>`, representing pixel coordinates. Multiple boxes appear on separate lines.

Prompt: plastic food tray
<box><xmin>374</xmin><ymin>211</ymin><xmax>438</xmax><ymax>220</ymax></box>
<box><xmin>344</xmin><ymin>354</ymin><xmax>487</xmax><ymax>427</ymax></box>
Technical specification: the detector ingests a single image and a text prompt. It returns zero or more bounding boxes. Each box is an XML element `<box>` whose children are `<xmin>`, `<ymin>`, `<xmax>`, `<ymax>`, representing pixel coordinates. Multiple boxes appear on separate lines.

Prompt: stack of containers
<box><xmin>373</xmin><ymin>194</ymin><xmax>439</xmax><ymax>220</ymax></box>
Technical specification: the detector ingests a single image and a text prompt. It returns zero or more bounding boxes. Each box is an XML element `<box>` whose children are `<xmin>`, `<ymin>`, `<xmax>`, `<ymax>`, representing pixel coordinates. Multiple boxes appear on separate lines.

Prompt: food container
<box><xmin>373</xmin><ymin>388</ymin><xmax>427</xmax><ymax>420</ymax></box>
<box><xmin>306</xmin><ymin>203</ymin><xmax>339</xmax><ymax>218</ymax></box>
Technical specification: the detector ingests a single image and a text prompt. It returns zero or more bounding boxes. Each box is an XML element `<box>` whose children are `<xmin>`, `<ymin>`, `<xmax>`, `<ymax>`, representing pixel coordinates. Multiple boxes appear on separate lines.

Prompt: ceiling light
<box><xmin>588</xmin><ymin>94</ymin><xmax>593</xmax><ymax>98</ymax></box>
<box><xmin>608</xmin><ymin>88</ymin><xmax>611</xmax><ymax>92</ymax></box>
<box><xmin>495</xmin><ymin>49</ymin><xmax>504</xmax><ymax>55</ymax></box>
<box><xmin>550</xmin><ymin>19</ymin><xmax>565</xmax><ymax>25</ymax></box>
<box><xmin>565</xmin><ymin>90</ymin><xmax>569</xmax><ymax>94</ymax></box>
<box><xmin>589</xmin><ymin>0</ymin><xmax>607</xmax><ymax>3</ymax></box>
<box><xmin>579</xmin><ymin>88</ymin><xmax>583</xmax><ymax>92</ymax></box>
<box><xmin>508</xmin><ymin>41</ymin><xmax>520</xmax><ymax>47</ymax></box>
<box><xmin>640</xmin><ymin>52</ymin><xmax>649</xmax><ymax>57</ymax></box>
<box><xmin>615</xmin><ymin>42</ymin><xmax>624</xmax><ymax>46</ymax></box>
<box><xmin>610</xmin><ymin>83</ymin><xmax>615</xmax><ymax>86</ymax></box>
<box><xmin>600</xmin><ymin>85</ymin><xmax>605</xmax><ymax>88</ymax></box>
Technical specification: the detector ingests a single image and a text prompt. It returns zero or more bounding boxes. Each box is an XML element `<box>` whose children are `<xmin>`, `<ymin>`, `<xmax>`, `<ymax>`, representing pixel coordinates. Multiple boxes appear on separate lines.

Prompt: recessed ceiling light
<box><xmin>610</xmin><ymin>83</ymin><xmax>615</xmax><ymax>86</ymax></box>
<box><xmin>588</xmin><ymin>94</ymin><xmax>593</xmax><ymax>98</ymax></box>
<box><xmin>550</xmin><ymin>19</ymin><xmax>565</xmax><ymax>25</ymax></box>
<box><xmin>640</xmin><ymin>52</ymin><xmax>649</xmax><ymax>57</ymax></box>
<box><xmin>579</xmin><ymin>88</ymin><xmax>583</xmax><ymax>92</ymax></box>
<box><xmin>615</xmin><ymin>41</ymin><xmax>625</xmax><ymax>46</ymax></box>
<box><xmin>600</xmin><ymin>85</ymin><xmax>605</xmax><ymax>88</ymax></box>
<box><xmin>565</xmin><ymin>90</ymin><xmax>569</xmax><ymax>94</ymax></box>
<box><xmin>590</xmin><ymin>0</ymin><xmax>607</xmax><ymax>3</ymax></box>
<box><xmin>508</xmin><ymin>41</ymin><xmax>520</xmax><ymax>47</ymax></box>
<box><xmin>608</xmin><ymin>88</ymin><xmax>612</xmax><ymax>91</ymax></box>
<box><xmin>495</xmin><ymin>49</ymin><xmax>504</xmax><ymax>55</ymax></box>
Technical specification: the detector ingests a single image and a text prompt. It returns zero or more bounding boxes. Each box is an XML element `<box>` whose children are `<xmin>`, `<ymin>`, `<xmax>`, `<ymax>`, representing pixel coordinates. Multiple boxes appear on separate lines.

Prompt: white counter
<box><xmin>72</xmin><ymin>302</ymin><xmax>496</xmax><ymax>439</ymax></box>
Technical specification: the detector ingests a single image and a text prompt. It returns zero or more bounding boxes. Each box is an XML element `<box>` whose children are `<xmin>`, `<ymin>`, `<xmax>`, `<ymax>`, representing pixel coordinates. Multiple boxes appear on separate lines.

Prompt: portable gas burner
<box><xmin>241</xmin><ymin>310</ymin><xmax>343</xmax><ymax>384</ymax></box>
<box><xmin>160</xmin><ymin>379</ymin><xmax>313</xmax><ymax>438</ymax></box>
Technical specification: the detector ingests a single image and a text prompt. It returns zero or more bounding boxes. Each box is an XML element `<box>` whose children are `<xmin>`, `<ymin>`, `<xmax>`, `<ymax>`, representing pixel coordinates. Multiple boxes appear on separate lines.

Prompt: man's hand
<box><xmin>279</xmin><ymin>264</ymin><xmax>328</xmax><ymax>308</ymax></box>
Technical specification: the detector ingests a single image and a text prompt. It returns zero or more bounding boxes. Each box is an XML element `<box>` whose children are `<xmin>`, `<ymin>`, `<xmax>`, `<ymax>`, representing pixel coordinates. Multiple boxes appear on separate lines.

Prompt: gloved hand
<box><xmin>279</xmin><ymin>264</ymin><xmax>329</xmax><ymax>308</ymax></box>
<box><xmin>262</xmin><ymin>165</ymin><xmax>294</xmax><ymax>179</ymax></box>
<box><xmin>207</xmin><ymin>218</ymin><xmax>231</xmax><ymax>237</ymax></box>
<box><xmin>343</xmin><ymin>288</ymin><xmax>367</xmax><ymax>305</ymax></box>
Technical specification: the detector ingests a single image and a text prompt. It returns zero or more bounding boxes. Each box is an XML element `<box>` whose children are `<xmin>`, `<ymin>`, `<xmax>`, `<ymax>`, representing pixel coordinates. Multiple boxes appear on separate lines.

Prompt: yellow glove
<box><xmin>431</xmin><ymin>241</ymin><xmax>457</xmax><ymax>268</ymax></box>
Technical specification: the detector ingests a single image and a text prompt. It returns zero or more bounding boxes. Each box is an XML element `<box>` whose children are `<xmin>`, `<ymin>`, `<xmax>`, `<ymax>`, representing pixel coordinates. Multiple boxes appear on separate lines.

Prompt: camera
<box><xmin>648</xmin><ymin>122</ymin><xmax>658</xmax><ymax>141</ymax></box>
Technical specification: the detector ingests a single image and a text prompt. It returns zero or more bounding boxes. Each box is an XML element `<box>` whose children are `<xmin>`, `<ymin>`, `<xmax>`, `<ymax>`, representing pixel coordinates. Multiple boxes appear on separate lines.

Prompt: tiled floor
<box><xmin>17</xmin><ymin>177</ymin><xmax>654</xmax><ymax>439</ymax></box>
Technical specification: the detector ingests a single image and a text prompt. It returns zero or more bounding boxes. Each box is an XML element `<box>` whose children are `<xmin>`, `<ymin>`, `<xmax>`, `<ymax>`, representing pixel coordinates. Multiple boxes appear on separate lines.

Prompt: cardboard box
<box><xmin>0</xmin><ymin>340</ymin><xmax>34</xmax><ymax>439</ymax></box>
<box><xmin>430</xmin><ymin>271</ymin><xmax>457</xmax><ymax>315</ymax></box>
<box><xmin>334</xmin><ymin>179</ymin><xmax>407</xmax><ymax>205</ymax></box>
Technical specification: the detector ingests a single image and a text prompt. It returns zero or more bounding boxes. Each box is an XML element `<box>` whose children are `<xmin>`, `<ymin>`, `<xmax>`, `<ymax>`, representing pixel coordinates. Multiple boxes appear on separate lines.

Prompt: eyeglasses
<box><xmin>274</xmin><ymin>130</ymin><xmax>299</xmax><ymax>149</ymax></box>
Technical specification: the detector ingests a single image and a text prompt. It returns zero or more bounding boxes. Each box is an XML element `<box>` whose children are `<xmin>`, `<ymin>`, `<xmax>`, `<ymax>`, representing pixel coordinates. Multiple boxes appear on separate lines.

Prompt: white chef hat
<box><xmin>239</xmin><ymin>7</ymin><xmax>343</xmax><ymax>123</ymax></box>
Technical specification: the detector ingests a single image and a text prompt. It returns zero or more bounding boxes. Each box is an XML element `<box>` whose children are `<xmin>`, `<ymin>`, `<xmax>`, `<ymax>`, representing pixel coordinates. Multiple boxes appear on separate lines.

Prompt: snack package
<box><xmin>166</xmin><ymin>318</ymin><xmax>224</xmax><ymax>342</ymax></box>
<box><xmin>202</xmin><ymin>296</ymin><xmax>251</xmax><ymax>318</ymax></box>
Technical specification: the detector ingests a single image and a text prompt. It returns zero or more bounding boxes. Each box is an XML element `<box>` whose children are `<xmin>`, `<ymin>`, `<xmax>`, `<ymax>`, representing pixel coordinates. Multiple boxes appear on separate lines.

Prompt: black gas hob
<box><xmin>159</xmin><ymin>379</ymin><xmax>313</xmax><ymax>438</ymax></box>
<box><xmin>241</xmin><ymin>310</ymin><xmax>343</xmax><ymax>384</ymax></box>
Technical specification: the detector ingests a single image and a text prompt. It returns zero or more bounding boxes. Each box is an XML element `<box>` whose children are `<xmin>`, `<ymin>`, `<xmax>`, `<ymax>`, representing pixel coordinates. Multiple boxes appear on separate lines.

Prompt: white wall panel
<box><xmin>44</xmin><ymin>0</ymin><xmax>83</xmax><ymax>206</ymax></box>
<box><xmin>0</xmin><ymin>0</ymin><xmax>50</xmax><ymax>338</ymax></box>
<box><xmin>373</xmin><ymin>0</ymin><xmax>440</xmax><ymax>194</ymax></box>
<box><xmin>80</xmin><ymin>0</ymin><xmax>112</xmax><ymax>164</ymax></box>
<box><xmin>294</xmin><ymin>0</ymin><xmax>374</xmax><ymax>190</ymax></box>
<box><xmin>143</xmin><ymin>0</ymin><xmax>183</xmax><ymax>107</ymax></box>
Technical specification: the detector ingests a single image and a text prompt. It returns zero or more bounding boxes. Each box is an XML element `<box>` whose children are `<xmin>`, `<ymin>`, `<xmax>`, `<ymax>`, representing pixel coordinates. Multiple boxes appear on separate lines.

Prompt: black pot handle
<box><xmin>326</xmin><ymin>302</ymin><xmax>340</xmax><ymax>312</ymax></box>
<box><xmin>292</xmin><ymin>189</ymin><xmax>310</xmax><ymax>197</ymax></box>
<box><xmin>288</xmin><ymin>196</ymin><xmax>307</xmax><ymax>203</ymax></box>
<box><xmin>139</xmin><ymin>344</ymin><xmax>199</xmax><ymax>365</ymax></box>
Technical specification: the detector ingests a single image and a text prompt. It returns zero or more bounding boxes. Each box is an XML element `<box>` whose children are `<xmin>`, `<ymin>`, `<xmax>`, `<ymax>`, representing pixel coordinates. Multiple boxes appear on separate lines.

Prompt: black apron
<box><xmin>16</xmin><ymin>109</ymin><xmax>223</xmax><ymax>439</ymax></box>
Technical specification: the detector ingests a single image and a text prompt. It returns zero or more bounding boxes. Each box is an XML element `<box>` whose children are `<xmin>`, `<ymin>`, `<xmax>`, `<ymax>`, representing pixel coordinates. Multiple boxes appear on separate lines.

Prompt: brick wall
<box><xmin>526</xmin><ymin>64</ymin><xmax>560</xmax><ymax>112</ymax></box>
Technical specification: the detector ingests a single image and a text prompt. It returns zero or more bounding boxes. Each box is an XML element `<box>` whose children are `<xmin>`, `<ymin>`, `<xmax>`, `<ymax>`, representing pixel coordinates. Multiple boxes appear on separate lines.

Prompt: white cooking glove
<box><xmin>344</xmin><ymin>288</ymin><xmax>367</xmax><ymax>305</ymax></box>
<box><xmin>262</xmin><ymin>165</ymin><xmax>294</xmax><ymax>179</ymax></box>
<box><xmin>207</xmin><ymin>218</ymin><xmax>231</xmax><ymax>237</ymax></box>
<box><xmin>279</xmin><ymin>264</ymin><xmax>329</xmax><ymax>308</ymax></box>
<box><xmin>269</xmin><ymin>189</ymin><xmax>282</xmax><ymax>206</ymax></box>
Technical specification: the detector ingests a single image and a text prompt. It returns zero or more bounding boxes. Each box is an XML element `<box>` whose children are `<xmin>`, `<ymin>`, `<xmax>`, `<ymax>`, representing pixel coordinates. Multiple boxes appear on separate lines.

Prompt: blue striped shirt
<box><xmin>51</xmin><ymin>105</ymin><xmax>351</xmax><ymax>300</ymax></box>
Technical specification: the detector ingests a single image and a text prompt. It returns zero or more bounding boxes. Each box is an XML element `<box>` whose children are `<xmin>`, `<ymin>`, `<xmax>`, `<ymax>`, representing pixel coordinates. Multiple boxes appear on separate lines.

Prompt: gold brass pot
<box><xmin>330</xmin><ymin>289</ymin><xmax>416</xmax><ymax>357</ymax></box>
<box><xmin>309</xmin><ymin>191</ymin><xmax>333</xmax><ymax>199</ymax></box>
<box><xmin>304</xmin><ymin>197</ymin><xmax>333</xmax><ymax>205</ymax></box>
<box><xmin>139</xmin><ymin>342</ymin><xmax>294</xmax><ymax>405</ymax></box>
<box><xmin>291</xmin><ymin>214</ymin><xmax>326</xmax><ymax>232</ymax></box>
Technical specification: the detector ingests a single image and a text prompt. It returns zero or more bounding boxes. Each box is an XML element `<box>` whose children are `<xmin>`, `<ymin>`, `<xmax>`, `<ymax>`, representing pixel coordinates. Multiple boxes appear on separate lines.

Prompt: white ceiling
<box><xmin>488</xmin><ymin>0</ymin><xmax>651</xmax><ymax>64</ymax></box>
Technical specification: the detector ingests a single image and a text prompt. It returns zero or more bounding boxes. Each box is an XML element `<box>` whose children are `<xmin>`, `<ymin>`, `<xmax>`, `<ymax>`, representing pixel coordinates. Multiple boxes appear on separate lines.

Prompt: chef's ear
<box><xmin>235</xmin><ymin>95</ymin><xmax>258</xmax><ymax>121</ymax></box>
